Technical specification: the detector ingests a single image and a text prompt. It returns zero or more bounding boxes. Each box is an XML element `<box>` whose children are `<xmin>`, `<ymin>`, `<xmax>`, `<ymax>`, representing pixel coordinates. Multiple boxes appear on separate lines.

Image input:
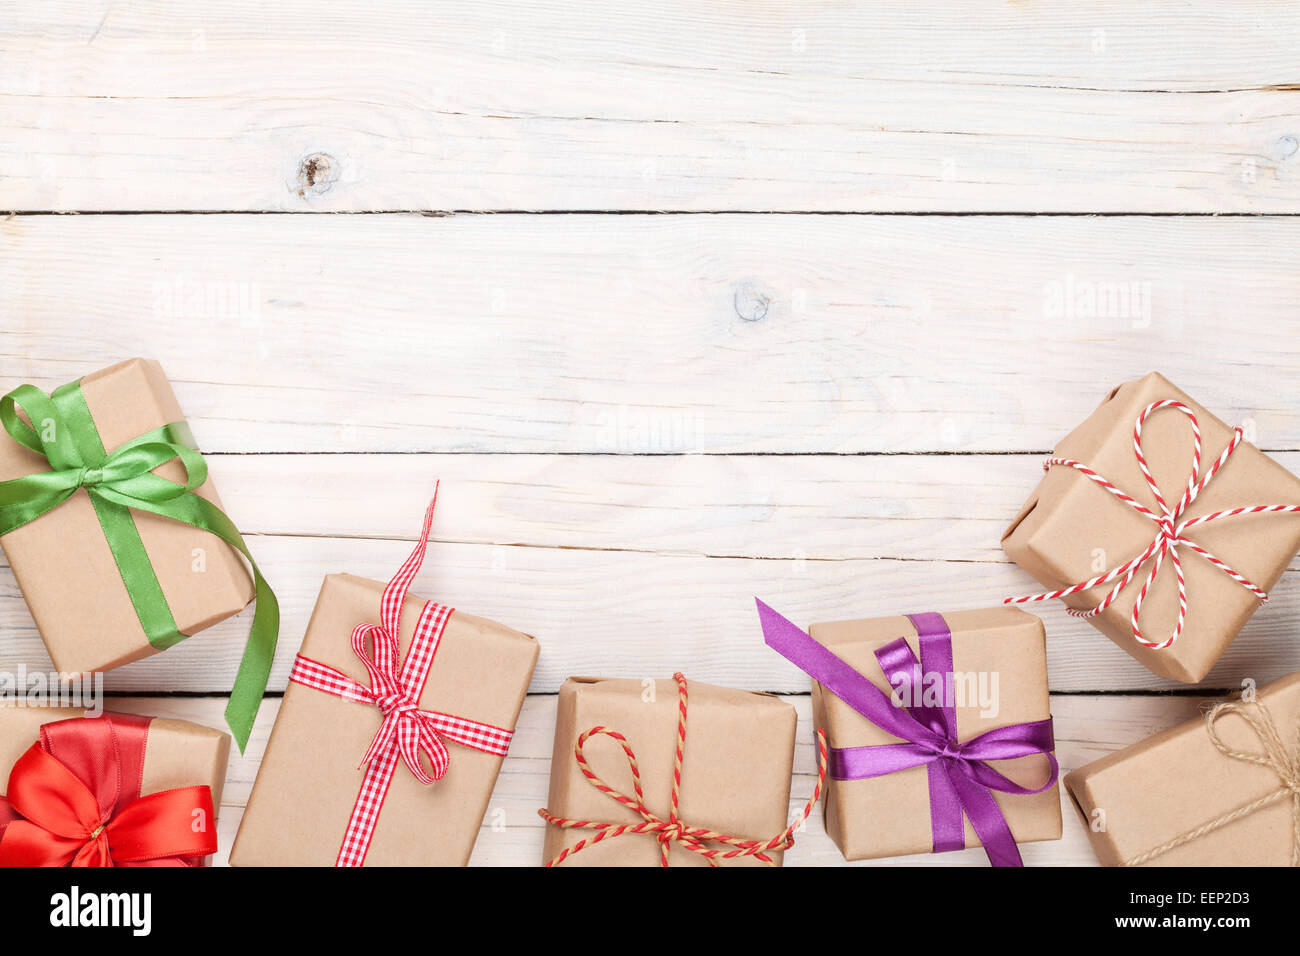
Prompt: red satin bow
<box><xmin>0</xmin><ymin>714</ymin><xmax>217</xmax><ymax>867</ymax></box>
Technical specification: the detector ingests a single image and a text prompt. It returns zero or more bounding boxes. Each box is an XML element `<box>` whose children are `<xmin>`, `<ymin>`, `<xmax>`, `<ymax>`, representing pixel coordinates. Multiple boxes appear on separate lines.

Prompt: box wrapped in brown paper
<box><xmin>1066</xmin><ymin>672</ymin><xmax>1300</xmax><ymax>866</ymax></box>
<box><xmin>0</xmin><ymin>707</ymin><xmax>230</xmax><ymax>866</ymax></box>
<box><xmin>0</xmin><ymin>358</ymin><xmax>254</xmax><ymax>675</ymax></box>
<box><xmin>541</xmin><ymin>676</ymin><xmax>798</xmax><ymax>866</ymax></box>
<box><xmin>809</xmin><ymin>607</ymin><xmax>1061</xmax><ymax>861</ymax></box>
<box><xmin>230</xmin><ymin>573</ymin><xmax>538</xmax><ymax>866</ymax></box>
<box><xmin>1003</xmin><ymin>372</ymin><xmax>1300</xmax><ymax>683</ymax></box>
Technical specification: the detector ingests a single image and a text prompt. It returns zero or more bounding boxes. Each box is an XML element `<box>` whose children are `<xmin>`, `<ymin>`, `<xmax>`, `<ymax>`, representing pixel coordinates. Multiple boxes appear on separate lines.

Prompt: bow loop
<box><xmin>0</xmin><ymin>385</ymin><xmax>81</xmax><ymax>469</ymax></box>
<box><xmin>87</xmin><ymin>438</ymin><xmax>209</xmax><ymax>506</ymax></box>
<box><xmin>350</xmin><ymin>623</ymin><xmax>404</xmax><ymax>702</ymax></box>
<box><xmin>4</xmin><ymin>746</ymin><xmax>104</xmax><ymax>844</ymax></box>
<box><xmin>1205</xmin><ymin>700</ymin><xmax>1300</xmax><ymax>793</ymax></box>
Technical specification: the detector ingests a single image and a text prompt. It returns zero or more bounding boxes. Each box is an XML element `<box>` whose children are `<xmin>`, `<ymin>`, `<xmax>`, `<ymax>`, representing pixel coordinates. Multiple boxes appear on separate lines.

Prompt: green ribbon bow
<box><xmin>0</xmin><ymin>380</ymin><xmax>277</xmax><ymax>751</ymax></box>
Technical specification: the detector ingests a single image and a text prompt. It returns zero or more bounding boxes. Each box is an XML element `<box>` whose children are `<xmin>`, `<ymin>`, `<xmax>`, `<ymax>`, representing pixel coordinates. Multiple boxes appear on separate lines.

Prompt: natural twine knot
<box><xmin>1124</xmin><ymin>696</ymin><xmax>1300</xmax><ymax>866</ymax></box>
<box><xmin>89</xmin><ymin>823</ymin><xmax>106</xmax><ymax>841</ymax></box>
<box><xmin>539</xmin><ymin>673</ymin><xmax>828</xmax><ymax>867</ymax></box>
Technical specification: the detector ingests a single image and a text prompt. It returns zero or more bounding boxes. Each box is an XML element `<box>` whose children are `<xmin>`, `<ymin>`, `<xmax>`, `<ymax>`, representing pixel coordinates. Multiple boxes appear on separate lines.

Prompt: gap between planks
<box><xmin>5</xmin><ymin>214</ymin><xmax>1300</xmax><ymax>454</ymax></box>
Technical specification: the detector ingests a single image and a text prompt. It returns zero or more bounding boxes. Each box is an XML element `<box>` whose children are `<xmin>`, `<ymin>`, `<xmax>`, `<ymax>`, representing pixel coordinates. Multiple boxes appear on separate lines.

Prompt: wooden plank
<box><xmin>4</xmin><ymin>531</ymin><xmax>1298</xmax><ymax>694</ymax></box>
<box><xmin>3</xmin><ymin>2</ymin><xmax>1298</xmax><ymax>212</ymax></box>
<box><xmin>207</xmin><ymin>451</ymin><xmax>1300</xmax><ymax>563</ymax></box>
<box><xmin>96</xmin><ymin>692</ymin><xmax>1216</xmax><ymax>866</ymax></box>
<box><xmin>3</xmin><ymin>214</ymin><xmax>1300</xmax><ymax>453</ymax></box>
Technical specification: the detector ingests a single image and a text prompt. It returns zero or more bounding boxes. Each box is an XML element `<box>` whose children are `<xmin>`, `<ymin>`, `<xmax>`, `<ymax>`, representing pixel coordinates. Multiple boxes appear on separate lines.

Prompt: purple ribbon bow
<box><xmin>756</xmin><ymin>599</ymin><xmax>1058</xmax><ymax>867</ymax></box>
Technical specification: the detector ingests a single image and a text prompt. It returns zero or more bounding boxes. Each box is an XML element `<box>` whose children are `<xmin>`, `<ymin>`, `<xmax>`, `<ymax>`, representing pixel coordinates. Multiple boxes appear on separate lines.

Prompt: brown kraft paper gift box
<box><xmin>1002</xmin><ymin>371</ymin><xmax>1300</xmax><ymax>684</ymax></box>
<box><xmin>809</xmin><ymin>607</ymin><xmax>1061</xmax><ymax>861</ymax></box>
<box><xmin>0</xmin><ymin>358</ymin><xmax>254</xmax><ymax>675</ymax></box>
<box><xmin>230</xmin><ymin>573</ymin><xmax>538</xmax><ymax>866</ymax></box>
<box><xmin>542</xmin><ymin>676</ymin><xmax>797</xmax><ymax>866</ymax></box>
<box><xmin>0</xmin><ymin>707</ymin><xmax>231</xmax><ymax>865</ymax></box>
<box><xmin>1065</xmin><ymin>672</ymin><xmax>1300</xmax><ymax>866</ymax></box>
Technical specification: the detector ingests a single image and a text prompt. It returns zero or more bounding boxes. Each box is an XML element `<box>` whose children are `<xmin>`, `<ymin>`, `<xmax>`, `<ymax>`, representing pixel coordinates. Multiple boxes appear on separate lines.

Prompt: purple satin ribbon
<box><xmin>756</xmin><ymin>599</ymin><xmax>1058</xmax><ymax>867</ymax></box>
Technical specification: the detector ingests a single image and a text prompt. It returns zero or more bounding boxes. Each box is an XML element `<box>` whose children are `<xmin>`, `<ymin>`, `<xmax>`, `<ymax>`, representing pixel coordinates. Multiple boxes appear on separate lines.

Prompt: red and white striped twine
<box><xmin>289</xmin><ymin>483</ymin><xmax>516</xmax><ymax>867</ymax></box>
<box><xmin>539</xmin><ymin>673</ymin><xmax>828</xmax><ymax>867</ymax></box>
<box><xmin>1006</xmin><ymin>400</ymin><xmax>1300</xmax><ymax>649</ymax></box>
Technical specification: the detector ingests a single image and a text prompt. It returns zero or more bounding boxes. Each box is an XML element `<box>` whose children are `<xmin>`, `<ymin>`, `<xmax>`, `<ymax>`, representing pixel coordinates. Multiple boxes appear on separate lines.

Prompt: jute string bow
<box><xmin>1124</xmin><ymin>697</ymin><xmax>1300</xmax><ymax>866</ymax></box>
<box><xmin>539</xmin><ymin>673</ymin><xmax>827</xmax><ymax>867</ymax></box>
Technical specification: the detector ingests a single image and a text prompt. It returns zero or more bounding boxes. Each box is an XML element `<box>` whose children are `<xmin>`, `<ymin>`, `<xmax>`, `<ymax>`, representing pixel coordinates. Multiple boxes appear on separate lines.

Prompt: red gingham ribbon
<box><xmin>538</xmin><ymin>673</ymin><xmax>828</xmax><ymax>867</ymax></box>
<box><xmin>1006</xmin><ymin>400</ymin><xmax>1300</xmax><ymax>650</ymax></box>
<box><xmin>289</xmin><ymin>484</ymin><xmax>514</xmax><ymax>866</ymax></box>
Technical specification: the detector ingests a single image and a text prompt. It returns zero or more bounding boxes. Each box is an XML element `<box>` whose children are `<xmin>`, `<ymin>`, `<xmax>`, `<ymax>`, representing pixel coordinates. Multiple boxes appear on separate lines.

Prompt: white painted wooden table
<box><xmin>2</xmin><ymin>1</ymin><xmax>1298</xmax><ymax>867</ymax></box>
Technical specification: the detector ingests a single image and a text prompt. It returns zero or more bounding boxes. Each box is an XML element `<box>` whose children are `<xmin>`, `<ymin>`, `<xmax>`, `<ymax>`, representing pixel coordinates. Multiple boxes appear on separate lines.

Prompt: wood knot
<box><xmin>733</xmin><ymin>279</ymin><xmax>771</xmax><ymax>322</ymax></box>
<box><xmin>295</xmin><ymin>152</ymin><xmax>339</xmax><ymax>198</ymax></box>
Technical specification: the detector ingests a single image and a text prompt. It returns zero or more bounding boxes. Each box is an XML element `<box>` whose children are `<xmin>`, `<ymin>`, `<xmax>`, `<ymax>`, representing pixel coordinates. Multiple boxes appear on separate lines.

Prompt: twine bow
<box><xmin>288</xmin><ymin>486</ymin><xmax>515</xmax><ymax>865</ymax></box>
<box><xmin>539</xmin><ymin>673</ymin><xmax>828</xmax><ymax>867</ymax></box>
<box><xmin>1124</xmin><ymin>696</ymin><xmax>1300</xmax><ymax>866</ymax></box>
<box><xmin>1007</xmin><ymin>400</ymin><xmax>1300</xmax><ymax>650</ymax></box>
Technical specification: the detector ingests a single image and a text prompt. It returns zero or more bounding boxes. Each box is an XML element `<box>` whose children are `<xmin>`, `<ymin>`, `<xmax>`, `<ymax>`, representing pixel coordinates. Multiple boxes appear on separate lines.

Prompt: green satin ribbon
<box><xmin>0</xmin><ymin>380</ymin><xmax>277</xmax><ymax>751</ymax></box>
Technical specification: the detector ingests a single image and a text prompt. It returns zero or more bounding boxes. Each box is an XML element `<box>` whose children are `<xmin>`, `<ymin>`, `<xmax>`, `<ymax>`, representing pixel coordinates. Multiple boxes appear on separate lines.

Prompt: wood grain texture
<box><xmin>2</xmin><ymin>1</ymin><xmax>1297</xmax><ymax>871</ymax></box>
<box><xmin>93</xmin><ymin>692</ymin><xmax>1215</xmax><ymax>867</ymax></box>
<box><xmin>206</xmin><ymin>451</ymin><xmax>1300</xmax><ymax>562</ymax></box>
<box><xmin>2</xmin><ymin>2</ymin><xmax>1299</xmax><ymax>212</ymax></box>
<box><xmin>3</xmin><ymin>213</ymin><xmax>1300</xmax><ymax>453</ymax></box>
<box><xmin>3</xmin><ymin>514</ymin><xmax>1298</xmax><ymax>695</ymax></box>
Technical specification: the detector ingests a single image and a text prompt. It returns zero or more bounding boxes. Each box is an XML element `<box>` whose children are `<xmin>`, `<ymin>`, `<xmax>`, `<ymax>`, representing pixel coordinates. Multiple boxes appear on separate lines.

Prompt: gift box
<box><xmin>1002</xmin><ymin>372</ymin><xmax>1300</xmax><ymax>683</ymax></box>
<box><xmin>0</xmin><ymin>359</ymin><xmax>253</xmax><ymax>672</ymax></box>
<box><xmin>231</xmin><ymin>496</ymin><xmax>538</xmax><ymax>867</ymax></box>
<box><xmin>0</xmin><ymin>707</ymin><xmax>230</xmax><ymax>866</ymax></box>
<box><xmin>0</xmin><ymin>359</ymin><xmax>278</xmax><ymax>750</ymax></box>
<box><xmin>1065</xmin><ymin>672</ymin><xmax>1300</xmax><ymax>866</ymax></box>
<box><xmin>540</xmin><ymin>674</ymin><xmax>819</xmax><ymax>867</ymax></box>
<box><xmin>759</xmin><ymin>602</ymin><xmax>1061</xmax><ymax>865</ymax></box>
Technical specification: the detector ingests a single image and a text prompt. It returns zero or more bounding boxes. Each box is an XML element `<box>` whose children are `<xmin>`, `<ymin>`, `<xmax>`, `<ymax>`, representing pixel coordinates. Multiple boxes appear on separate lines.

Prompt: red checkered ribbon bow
<box><xmin>289</xmin><ymin>485</ymin><xmax>514</xmax><ymax>866</ymax></box>
<box><xmin>1007</xmin><ymin>400</ymin><xmax>1300</xmax><ymax>650</ymax></box>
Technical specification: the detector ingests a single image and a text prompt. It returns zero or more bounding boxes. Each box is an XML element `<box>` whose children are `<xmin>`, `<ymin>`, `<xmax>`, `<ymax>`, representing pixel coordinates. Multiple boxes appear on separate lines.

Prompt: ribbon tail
<box><xmin>926</xmin><ymin>762</ymin><xmax>966</xmax><ymax>855</ymax></box>
<box><xmin>756</xmin><ymin>599</ymin><xmax>932</xmax><ymax>742</ymax></box>
<box><xmin>946</xmin><ymin>763</ymin><xmax>1024</xmax><ymax>867</ymax></box>
<box><xmin>143</xmin><ymin>489</ymin><xmax>282</xmax><ymax>753</ymax></box>
<box><xmin>223</xmin><ymin>563</ymin><xmax>278</xmax><ymax>752</ymax></box>
<box><xmin>93</xmin><ymin>441</ymin><xmax>278</xmax><ymax>753</ymax></box>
